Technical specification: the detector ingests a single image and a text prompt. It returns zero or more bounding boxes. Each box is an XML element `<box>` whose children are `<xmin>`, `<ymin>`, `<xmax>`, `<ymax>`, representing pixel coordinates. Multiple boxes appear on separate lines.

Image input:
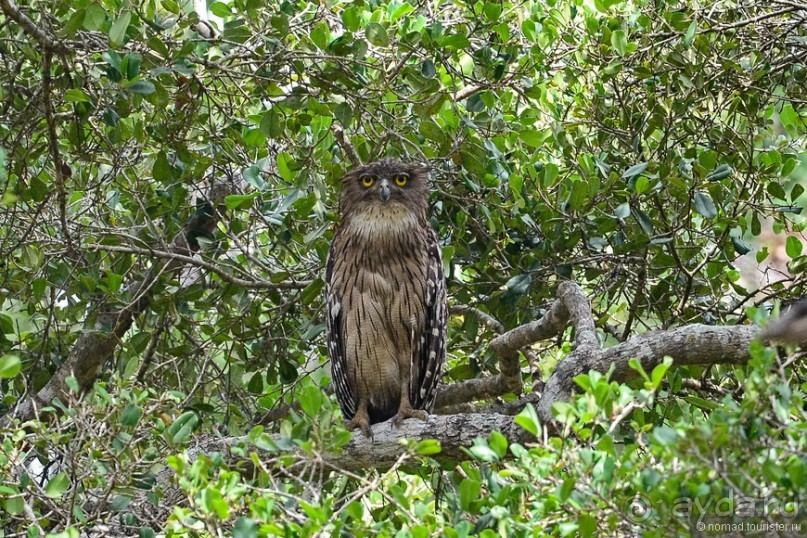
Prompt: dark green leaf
<box><xmin>732</xmin><ymin>235</ymin><xmax>752</xmax><ymax>255</ymax></box>
<box><xmin>120</xmin><ymin>404</ymin><xmax>143</xmax><ymax>427</ymax></box>
<box><xmin>125</xmin><ymin>80</ymin><xmax>156</xmax><ymax>95</ymax></box>
<box><xmin>693</xmin><ymin>191</ymin><xmax>717</xmax><ymax>218</ymax></box>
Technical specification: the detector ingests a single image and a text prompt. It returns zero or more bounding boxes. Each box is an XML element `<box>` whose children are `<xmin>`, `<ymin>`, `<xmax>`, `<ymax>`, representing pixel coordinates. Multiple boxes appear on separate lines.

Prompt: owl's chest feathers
<box><xmin>344</xmin><ymin>204</ymin><xmax>423</xmax><ymax>247</ymax></box>
<box><xmin>335</xmin><ymin>207</ymin><xmax>428</xmax><ymax>300</ymax></box>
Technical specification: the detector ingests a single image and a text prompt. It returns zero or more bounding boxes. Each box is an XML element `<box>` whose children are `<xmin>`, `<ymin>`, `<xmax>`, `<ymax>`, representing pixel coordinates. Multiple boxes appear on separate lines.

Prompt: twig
<box><xmin>0</xmin><ymin>0</ymin><xmax>68</xmax><ymax>53</ymax></box>
<box><xmin>41</xmin><ymin>50</ymin><xmax>73</xmax><ymax>251</ymax></box>
<box><xmin>333</xmin><ymin>124</ymin><xmax>361</xmax><ymax>167</ymax></box>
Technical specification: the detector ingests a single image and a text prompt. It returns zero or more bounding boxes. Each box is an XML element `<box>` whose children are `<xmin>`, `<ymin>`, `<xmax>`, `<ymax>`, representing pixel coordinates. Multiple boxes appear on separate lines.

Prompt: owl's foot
<box><xmin>392</xmin><ymin>403</ymin><xmax>428</xmax><ymax>427</ymax></box>
<box><xmin>345</xmin><ymin>409</ymin><xmax>373</xmax><ymax>437</ymax></box>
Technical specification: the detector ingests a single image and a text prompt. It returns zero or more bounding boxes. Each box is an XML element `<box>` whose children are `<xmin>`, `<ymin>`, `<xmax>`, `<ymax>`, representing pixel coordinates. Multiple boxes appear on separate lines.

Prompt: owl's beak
<box><xmin>379</xmin><ymin>179</ymin><xmax>391</xmax><ymax>203</ymax></box>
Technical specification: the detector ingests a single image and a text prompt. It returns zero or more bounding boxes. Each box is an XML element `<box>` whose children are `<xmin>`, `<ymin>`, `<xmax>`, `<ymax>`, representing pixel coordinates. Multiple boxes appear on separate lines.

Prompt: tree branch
<box><xmin>0</xmin><ymin>0</ymin><xmax>68</xmax><ymax>53</ymax></box>
<box><xmin>333</xmin><ymin>124</ymin><xmax>361</xmax><ymax>168</ymax></box>
<box><xmin>3</xmin><ymin>188</ymin><xmax>236</xmax><ymax>425</ymax></box>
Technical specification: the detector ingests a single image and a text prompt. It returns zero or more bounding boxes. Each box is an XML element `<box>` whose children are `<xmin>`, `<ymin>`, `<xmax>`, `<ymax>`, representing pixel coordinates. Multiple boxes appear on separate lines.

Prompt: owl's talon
<box><xmin>392</xmin><ymin>406</ymin><xmax>429</xmax><ymax>427</ymax></box>
<box><xmin>345</xmin><ymin>413</ymin><xmax>373</xmax><ymax>438</ymax></box>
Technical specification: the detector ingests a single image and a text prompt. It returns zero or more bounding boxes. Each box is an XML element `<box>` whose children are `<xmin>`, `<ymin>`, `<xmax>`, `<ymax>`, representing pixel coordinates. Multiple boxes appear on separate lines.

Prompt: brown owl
<box><xmin>325</xmin><ymin>159</ymin><xmax>447</xmax><ymax>435</ymax></box>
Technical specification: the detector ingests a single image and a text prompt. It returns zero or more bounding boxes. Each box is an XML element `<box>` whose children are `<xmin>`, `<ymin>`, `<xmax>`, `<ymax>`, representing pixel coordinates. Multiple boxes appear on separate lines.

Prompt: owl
<box><xmin>325</xmin><ymin>159</ymin><xmax>447</xmax><ymax>435</ymax></box>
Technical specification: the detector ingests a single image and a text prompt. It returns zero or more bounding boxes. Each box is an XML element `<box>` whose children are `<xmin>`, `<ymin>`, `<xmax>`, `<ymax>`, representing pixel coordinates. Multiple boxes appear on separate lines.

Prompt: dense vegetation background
<box><xmin>0</xmin><ymin>0</ymin><xmax>805</xmax><ymax>536</ymax></box>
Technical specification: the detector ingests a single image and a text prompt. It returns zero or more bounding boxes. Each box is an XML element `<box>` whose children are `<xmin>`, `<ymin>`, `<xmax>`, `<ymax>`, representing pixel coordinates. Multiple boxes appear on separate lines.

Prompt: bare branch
<box><xmin>333</xmin><ymin>124</ymin><xmax>361</xmax><ymax>168</ymax></box>
<box><xmin>0</xmin><ymin>0</ymin><xmax>68</xmax><ymax>53</ymax></box>
<box><xmin>85</xmin><ymin>243</ymin><xmax>312</xmax><ymax>290</ymax></box>
<box><xmin>537</xmin><ymin>324</ymin><xmax>758</xmax><ymax>424</ymax></box>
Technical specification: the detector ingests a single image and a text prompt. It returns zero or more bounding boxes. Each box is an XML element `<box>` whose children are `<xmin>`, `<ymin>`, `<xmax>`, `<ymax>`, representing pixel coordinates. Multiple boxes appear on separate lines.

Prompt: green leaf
<box><xmin>519</xmin><ymin>130</ymin><xmax>544</xmax><ymax>148</ymax></box>
<box><xmin>152</xmin><ymin>151</ymin><xmax>173</xmax><ymax>182</ymax></box>
<box><xmin>515</xmin><ymin>404</ymin><xmax>540</xmax><ymax>436</ymax></box>
<box><xmin>632</xmin><ymin>208</ymin><xmax>654</xmax><ymax>235</ymax></box>
<box><xmin>167</xmin><ymin>411</ymin><xmax>199</xmax><ymax>444</ymax></box>
<box><xmin>65</xmin><ymin>375</ymin><xmax>80</xmax><ymax>393</ymax></box>
<box><xmin>579</xmin><ymin>514</ymin><xmax>597</xmax><ymax>538</ymax></box>
<box><xmin>421</xmin><ymin>59</ymin><xmax>436</xmax><ymax>78</ymax></box>
<box><xmin>693</xmin><ymin>191</ymin><xmax>717</xmax><ymax>218</ymax></box>
<box><xmin>622</xmin><ymin>162</ymin><xmax>648</xmax><ymax>180</ymax></box>
<box><xmin>469</xmin><ymin>442</ymin><xmax>499</xmax><ymax>462</ymax></box>
<box><xmin>782</xmin><ymin>158</ymin><xmax>798</xmax><ymax>177</ymax></box>
<box><xmin>634</xmin><ymin>175</ymin><xmax>650</xmax><ymax>195</ymax></box>
<box><xmin>210</xmin><ymin>2</ymin><xmax>232</xmax><ymax>17</ymax></box>
<box><xmin>505</xmin><ymin>274</ymin><xmax>531</xmax><ymax>295</ymax></box>
<box><xmin>0</xmin><ymin>354</ymin><xmax>21</xmax><ymax>379</ymax></box>
<box><xmin>299</xmin><ymin>385</ymin><xmax>322</xmax><ymax>417</ymax></box>
<box><xmin>334</xmin><ymin>102</ymin><xmax>353</xmax><ymax>127</ymax></box>
<box><xmin>791</xmin><ymin>183</ymin><xmax>804</xmax><ymax>202</ymax></box>
<box><xmin>83</xmin><ymin>4</ymin><xmax>106</xmax><ymax>31</ymax></box>
<box><xmin>390</xmin><ymin>2</ymin><xmax>414</xmax><ymax>21</ymax></box>
<box><xmin>732</xmin><ymin>235</ymin><xmax>752</xmax><ymax>255</ymax></box>
<box><xmin>568</xmin><ymin>179</ymin><xmax>587</xmax><ymax>209</ymax></box>
<box><xmin>786</xmin><ymin>236</ymin><xmax>803</xmax><ymax>259</ymax></box>
<box><xmin>225</xmin><ymin>192</ymin><xmax>260</xmax><ymax>210</ymax></box>
<box><xmin>611</xmin><ymin>29</ymin><xmax>627</xmax><ymax>56</ymax></box>
<box><xmin>415</xmin><ymin>439</ymin><xmax>441</xmax><ymax>455</ymax></box>
<box><xmin>45</xmin><ymin>473</ymin><xmax>69</xmax><ymax>498</ymax></box>
<box><xmin>342</xmin><ymin>7</ymin><xmax>360</xmax><ymax>32</ymax></box>
<box><xmin>109</xmin><ymin>10</ymin><xmax>131</xmax><ymax>47</ymax></box>
<box><xmin>488</xmin><ymin>431</ymin><xmax>507</xmax><ymax>459</ymax></box>
<box><xmin>105</xmin><ymin>272</ymin><xmax>122</xmax><ymax>293</ymax></box>
<box><xmin>683</xmin><ymin>21</ymin><xmax>697</xmax><ymax>47</ymax></box>
<box><xmin>310</xmin><ymin>21</ymin><xmax>330</xmax><ymax>49</ymax></box>
<box><xmin>706</xmin><ymin>164</ymin><xmax>732</xmax><ymax>182</ymax></box>
<box><xmin>276</xmin><ymin>153</ymin><xmax>295</xmax><ymax>182</ymax></box>
<box><xmin>278</xmin><ymin>358</ymin><xmax>297</xmax><ymax>383</ymax></box>
<box><xmin>64</xmin><ymin>89</ymin><xmax>91</xmax><ymax>103</ymax></box>
<box><xmin>3</xmin><ymin>495</ymin><xmax>23</xmax><ymax>516</ymax></box>
<box><xmin>628</xmin><ymin>357</ymin><xmax>650</xmax><ymax>383</ymax></box>
<box><xmin>459</xmin><ymin>479</ymin><xmax>481</xmax><ymax>511</ymax></box>
<box><xmin>125</xmin><ymin>80</ymin><xmax>156</xmax><ymax>95</ymax></box>
<box><xmin>651</xmin><ymin>357</ymin><xmax>673</xmax><ymax>389</ymax></box>
<box><xmin>233</xmin><ymin>518</ymin><xmax>258</xmax><ymax>538</ymax></box>
<box><xmin>652</xmin><ymin>426</ymin><xmax>679</xmax><ymax>446</ymax></box>
<box><xmin>365</xmin><ymin>23</ymin><xmax>389</xmax><ymax>46</ymax></box>
<box><xmin>300</xmin><ymin>278</ymin><xmax>324</xmax><ymax>305</ymax></box>
<box><xmin>120</xmin><ymin>404</ymin><xmax>143</xmax><ymax>427</ymax></box>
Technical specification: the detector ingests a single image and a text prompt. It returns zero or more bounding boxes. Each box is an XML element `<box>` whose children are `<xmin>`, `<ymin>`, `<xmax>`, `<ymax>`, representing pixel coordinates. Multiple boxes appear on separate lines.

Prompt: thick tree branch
<box><xmin>536</xmin><ymin>324</ymin><xmax>758</xmax><ymax>424</ymax></box>
<box><xmin>435</xmin><ymin>281</ymin><xmax>580</xmax><ymax>410</ymax></box>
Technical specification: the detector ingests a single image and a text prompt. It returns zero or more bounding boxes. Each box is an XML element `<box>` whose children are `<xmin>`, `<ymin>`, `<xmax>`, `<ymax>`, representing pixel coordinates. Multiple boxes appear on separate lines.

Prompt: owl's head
<box><xmin>339</xmin><ymin>159</ymin><xmax>430</xmax><ymax>217</ymax></box>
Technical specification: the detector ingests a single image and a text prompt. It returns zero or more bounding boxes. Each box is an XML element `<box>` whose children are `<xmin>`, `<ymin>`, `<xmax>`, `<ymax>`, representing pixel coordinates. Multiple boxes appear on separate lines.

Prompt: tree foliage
<box><xmin>0</xmin><ymin>0</ymin><xmax>805</xmax><ymax>536</ymax></box>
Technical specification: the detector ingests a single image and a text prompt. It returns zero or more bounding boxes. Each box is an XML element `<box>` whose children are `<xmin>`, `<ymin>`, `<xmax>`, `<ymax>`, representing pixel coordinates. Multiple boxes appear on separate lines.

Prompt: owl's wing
<box><xmin>325</xmin><ymin>235</ymin><xmax>357</xmax><ymax>420</ymax></box>
<box><xmin>413</xmin><ymin>229</ymin><xmax>447</xmax><ymax>412</ymax></box>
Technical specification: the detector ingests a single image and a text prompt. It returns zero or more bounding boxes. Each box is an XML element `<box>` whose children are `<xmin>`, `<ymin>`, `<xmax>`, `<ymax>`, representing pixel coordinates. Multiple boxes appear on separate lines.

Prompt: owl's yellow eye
<box><xmin>394</xmin><ymin>175</ymin><xmax>408</xmax><ymax>187</ymax></box>
<box><xmin>360</xmin><ymin>175</ymin><xmax>374</xmax><ymax>188</ymax></box>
